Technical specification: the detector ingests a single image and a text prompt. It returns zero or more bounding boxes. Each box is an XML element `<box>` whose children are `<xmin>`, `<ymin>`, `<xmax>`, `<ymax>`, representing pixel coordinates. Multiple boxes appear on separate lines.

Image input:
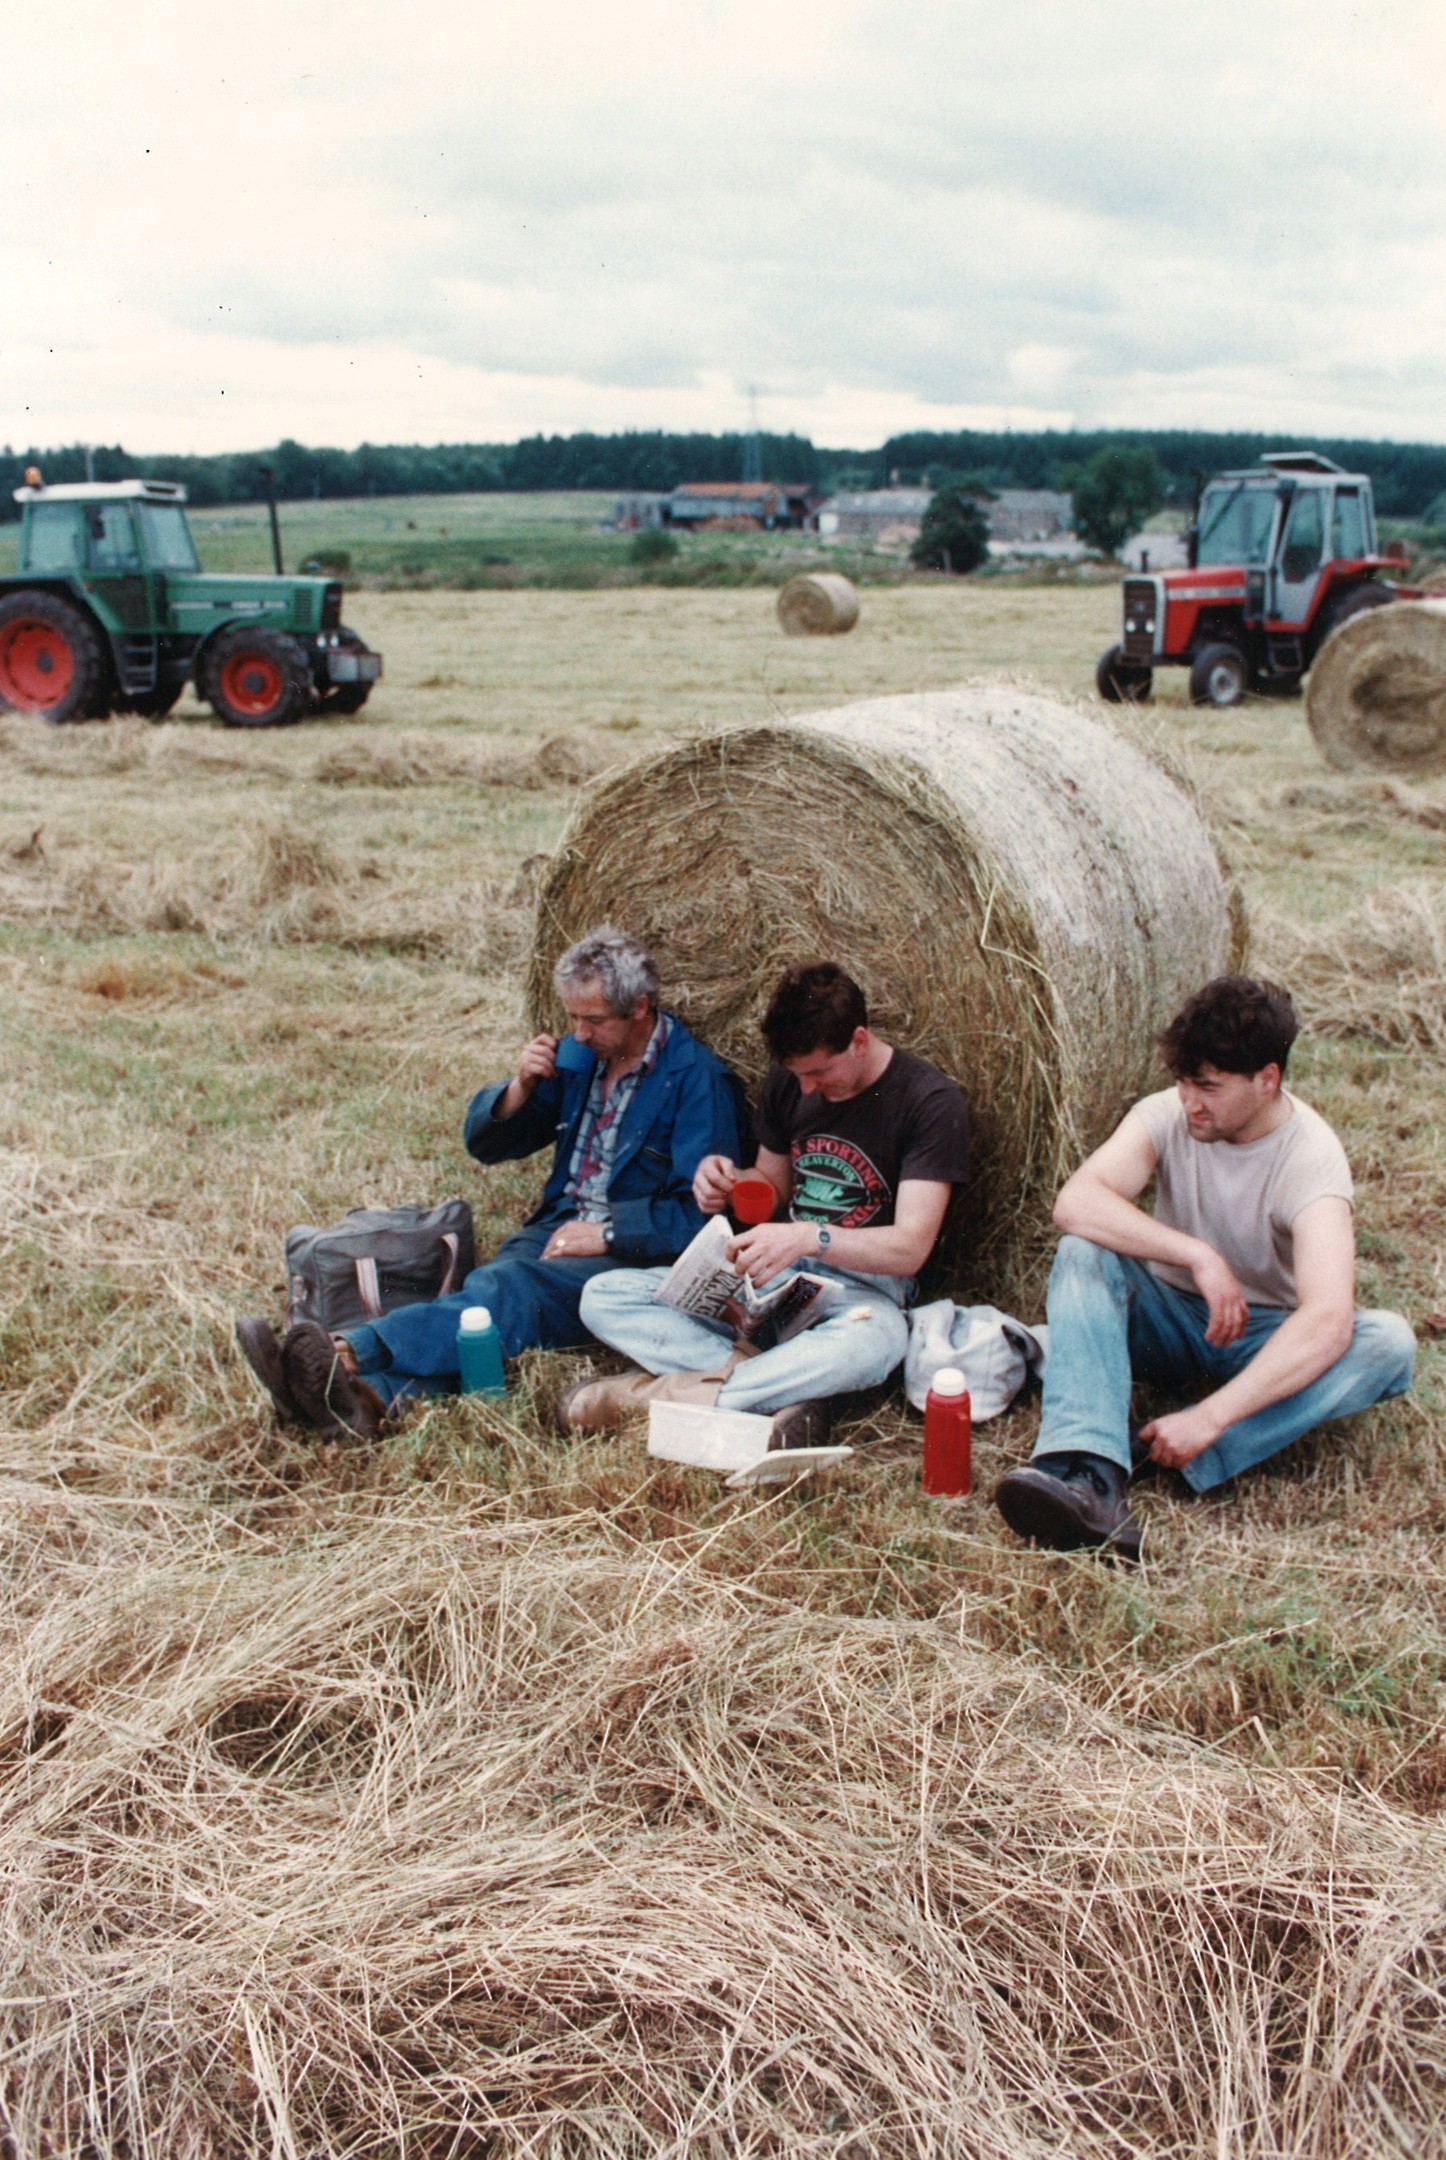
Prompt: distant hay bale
<box><xmin>1306</xmin><ymin>599</ymin><xmax>1446</xmax><ymax>774</ymax></box>
<box><xmin>529</xmin><ymin>688</ymin><xmax>1242</xmax><ymax>1296</ymax></box>
<box><xmin>776</xmin><ymin>572</ymin><xmax>860</xmax><ymax>636</ymax></box>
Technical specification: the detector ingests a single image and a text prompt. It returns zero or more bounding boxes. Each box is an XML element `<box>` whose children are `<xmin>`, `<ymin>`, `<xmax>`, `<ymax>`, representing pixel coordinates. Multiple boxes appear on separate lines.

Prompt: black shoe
<box><xmin>767</xmin><ymin>1398</ymin><xmax>834</xmax><ymax>1451</ymax></box>
<box><xmin>280</xmin><ymin>1323</ymin><xmax>389</xmax><ymax>1443</ymax></box>
<box><xmin>236</xmin><ymin>1316</ymin><xmax>302</xmax><ymax>1424</ymax></box>
<box><xmin>995</xmin><ymin>1451</ymin><xmax>1142</xmax><ymax>1560</ymax></box>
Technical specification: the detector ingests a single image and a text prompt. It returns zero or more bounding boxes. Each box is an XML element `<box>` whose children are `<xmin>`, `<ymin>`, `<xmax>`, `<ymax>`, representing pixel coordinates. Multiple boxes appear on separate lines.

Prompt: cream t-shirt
<box><xmin>1131</xmin><ymin>1087</ymin><xmax>1353</xmax><ymax>1310</ymax></box>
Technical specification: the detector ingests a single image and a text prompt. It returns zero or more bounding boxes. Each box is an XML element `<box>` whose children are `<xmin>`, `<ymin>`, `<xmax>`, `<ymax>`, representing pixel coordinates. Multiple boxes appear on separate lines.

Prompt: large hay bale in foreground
<box><xmin>1307</xmin><ymin>599</ymin><xmax>1446</xmax><ymax>774</ymax></box>
<box><xmin>529</xmin><ymin>688</ymin><xmax>1242</xmax><ymax>1296</ymax></box>
<box><xmin>776</xmin><ymin>572</ymin><xmax>860</xmax><ymax>636</ymax></box>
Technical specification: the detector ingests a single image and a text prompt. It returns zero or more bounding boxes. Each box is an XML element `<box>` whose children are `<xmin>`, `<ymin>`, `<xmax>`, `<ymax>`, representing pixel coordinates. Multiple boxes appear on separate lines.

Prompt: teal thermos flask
<box><xmin>457</xmin><ymin>1306</ymin><xmax>507</xmax><ymax>1398</ymax></box>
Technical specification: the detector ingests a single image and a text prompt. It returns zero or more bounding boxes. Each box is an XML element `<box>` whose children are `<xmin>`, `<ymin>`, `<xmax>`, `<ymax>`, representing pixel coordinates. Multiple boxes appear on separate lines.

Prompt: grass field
<box><xmin>0</xmin><ymin>489</ymin><xmax>984</xmax><ymax>591</ymax></box>
<box><xmin>2</xmin><ymin>584</ymin><xmax>1444</xmax><ymax>2155</ymax></box>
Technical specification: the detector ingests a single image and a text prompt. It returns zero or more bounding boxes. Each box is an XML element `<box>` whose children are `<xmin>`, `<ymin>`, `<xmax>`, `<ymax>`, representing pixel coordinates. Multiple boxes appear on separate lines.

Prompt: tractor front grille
<box><xmin>1122</xmin><ymin>578</ymin><xmax>1158</xmax><ymax>663</ymax></box>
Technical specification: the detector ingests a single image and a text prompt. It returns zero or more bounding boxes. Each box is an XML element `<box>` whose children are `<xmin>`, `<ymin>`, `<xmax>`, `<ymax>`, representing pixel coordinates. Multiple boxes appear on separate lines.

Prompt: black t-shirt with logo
<box><xmin>754</xmin><ymin>1048</ymin><xmax>970</xmax><ymax>1231</ymax></box>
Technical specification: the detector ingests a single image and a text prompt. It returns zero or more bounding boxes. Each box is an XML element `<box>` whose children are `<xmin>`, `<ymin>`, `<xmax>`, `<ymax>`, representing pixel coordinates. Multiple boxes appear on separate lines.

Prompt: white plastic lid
<box><xmin>458</xmin><ymin>1306</ymin><xmax>493</xmax><ymax>1333</ymax></box>
<box><xmin>930</xmin><ymin>1366</ymin><xmax>968</xmax><ymax>1398</ymax></box>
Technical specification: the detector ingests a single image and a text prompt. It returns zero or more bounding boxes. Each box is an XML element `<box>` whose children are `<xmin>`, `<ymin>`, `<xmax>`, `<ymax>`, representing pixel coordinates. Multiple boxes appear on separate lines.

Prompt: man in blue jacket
<box><xmin>236</xmin><ymin>926</ymin><xmax>745</xmax><ymax>1439</ymax></box>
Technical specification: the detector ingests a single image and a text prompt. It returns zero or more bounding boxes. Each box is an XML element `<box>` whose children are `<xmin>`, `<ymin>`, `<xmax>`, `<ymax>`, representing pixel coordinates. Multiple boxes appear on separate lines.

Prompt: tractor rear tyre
<box><xmin>202</xmin><ymin>626</ymin><xmax>312</xmax><ymax>729</ymax></box>
<box><xmin>0</xmin><ymin>591</ymin><xmax>110</xmax><ymax>723</ymax></box>
<box><xmin>1189</xmin><ymin>642</ymin><xmax>1249</xmax><ymax>709</ymax></box>
<box><xmin>1096</xmin><ymin>644</ymin><xmax>1153</xmax><ymax>703</ymax></box>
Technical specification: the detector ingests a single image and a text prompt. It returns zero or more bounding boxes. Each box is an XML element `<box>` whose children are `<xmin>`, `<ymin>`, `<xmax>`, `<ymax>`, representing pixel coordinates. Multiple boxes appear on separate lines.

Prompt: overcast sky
<box><xmin>6</xmin><ymin>0</ymin><xmax>1444</xmax><ymax>454</ymax></box>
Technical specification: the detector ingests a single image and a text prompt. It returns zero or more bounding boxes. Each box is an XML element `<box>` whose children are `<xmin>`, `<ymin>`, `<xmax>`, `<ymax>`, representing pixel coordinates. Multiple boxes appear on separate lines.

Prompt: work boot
<box><xmin>556</xmin><ymin>1363</ymin><xmax>727</xmax><ymax>1434</ymax></box>
<box><xmin>235</xmin><ymin>1316</ymin><xmax>302</xmax><ymax>1424</ymax></box>
<box><xmin>766</xmin><ymin>1398</ymin><xmax>834</xmax><ymax>1451</ymax></box>
<box><xmin>995</xmin><ymin>1451</ymin><xmax>1142</xmax><ymax>1560</ymax></box>
<box><xmin>280</xmin><ymin>1322</ymin><xmax>389</xmax><ymax>1443</ymax></box>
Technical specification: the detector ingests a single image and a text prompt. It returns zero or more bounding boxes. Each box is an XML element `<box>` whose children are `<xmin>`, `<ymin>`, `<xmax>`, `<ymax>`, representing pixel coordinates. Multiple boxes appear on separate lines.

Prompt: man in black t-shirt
<box><xmin>561</xmin><ymin>962</ymin><xmax>970</xmax><ymax>1448</ymax></box>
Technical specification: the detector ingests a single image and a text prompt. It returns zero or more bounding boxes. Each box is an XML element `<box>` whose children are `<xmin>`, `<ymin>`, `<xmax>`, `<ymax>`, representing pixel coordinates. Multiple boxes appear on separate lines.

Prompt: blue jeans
<box><xmin>579</xmin><ymin>1263</ymin><xmax>910</xmax><ymax>1415</ymax></box>
<box><xmin>345</xmin><ymin>1220</ymin><xmax>618</xmax><ymax>1406</ymax></box>
<box><xmin>1036</xmin><ymin>1235</ymin><xmax>1416</xmax><ymax>1492</ymax></box>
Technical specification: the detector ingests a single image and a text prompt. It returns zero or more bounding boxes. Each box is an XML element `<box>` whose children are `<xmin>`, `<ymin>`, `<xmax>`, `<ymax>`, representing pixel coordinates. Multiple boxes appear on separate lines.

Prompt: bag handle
<box><xmin>354</xmin><ymin>1255</ymin><xmax>383</xmax><ymax>1319</ymax></box>
<box><xmin>353</xmin><ymin>1231</ymin><xmax>463</xmax><ymax>1319</ymax></box>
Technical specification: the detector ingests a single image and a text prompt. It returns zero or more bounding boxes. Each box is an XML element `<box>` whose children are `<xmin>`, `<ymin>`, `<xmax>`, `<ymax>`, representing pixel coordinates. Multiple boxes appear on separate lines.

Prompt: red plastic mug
<box><xmin>730</xmin><ymin>1169</ymin><xmax>777</xmax><ymax>1226</ymax></box>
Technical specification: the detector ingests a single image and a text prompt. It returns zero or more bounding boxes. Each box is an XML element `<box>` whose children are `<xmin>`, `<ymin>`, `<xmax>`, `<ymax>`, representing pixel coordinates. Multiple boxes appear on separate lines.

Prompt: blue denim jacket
<box><xmin>464</xmin><ymin>1013</ymin><xmax>746</xmax><ymax>1265</ymax></box>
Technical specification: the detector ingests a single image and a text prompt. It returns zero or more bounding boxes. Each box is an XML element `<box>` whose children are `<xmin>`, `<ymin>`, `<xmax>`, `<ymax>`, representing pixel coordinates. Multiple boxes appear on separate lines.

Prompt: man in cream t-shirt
<box><xmin>996</xmin><ymin>976</ymin><xmax>1415</xmax><ymax>1557</ymax></box>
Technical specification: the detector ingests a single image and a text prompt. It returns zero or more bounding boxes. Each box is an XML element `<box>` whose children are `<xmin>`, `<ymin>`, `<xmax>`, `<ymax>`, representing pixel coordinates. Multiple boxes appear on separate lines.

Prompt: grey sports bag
<box><xmin>285</xmin><ymin>1199</ymin><xmax>476</xmax><ymax>1333</ymax></box>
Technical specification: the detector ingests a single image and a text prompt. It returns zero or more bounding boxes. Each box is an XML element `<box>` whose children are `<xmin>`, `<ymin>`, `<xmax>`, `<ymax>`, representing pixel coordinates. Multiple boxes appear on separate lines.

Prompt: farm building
<box><xmin>664</xmin><ymin>482</ymin><xmax>814</xmax><ymax>530</ymax></box>
<box><xmin>815</xmin><ymin>486</ymin><xmax>1077</xmax><ymax>554</ymax></box>
<box><xmin>988</xmin><ymin>490</ymin><xmax>1074</xmax><ymax>544</ymax></box>
<box><xmin>609</xmin><ymin>492</ymin><xmax>670</xmax><ymax>531</ymax></box>
<box><xmin>816</xmin><ymin>488</ymin><xmax>933</xmax><ymax>545</ymax></box>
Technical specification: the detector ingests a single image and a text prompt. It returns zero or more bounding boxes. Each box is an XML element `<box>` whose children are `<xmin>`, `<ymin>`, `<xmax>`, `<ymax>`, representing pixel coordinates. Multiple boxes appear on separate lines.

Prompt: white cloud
<box><xmin>4</xmin><ymin>0</ymin><xmax>1445</xmax><ymax>455</ymax></box>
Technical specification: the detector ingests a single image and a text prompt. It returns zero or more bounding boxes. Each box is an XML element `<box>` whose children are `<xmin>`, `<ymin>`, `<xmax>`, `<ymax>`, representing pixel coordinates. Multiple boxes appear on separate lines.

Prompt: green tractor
<box><xmin>0</xmin><ymin>474</ymin><xmax>381</xmax><ymax>726</ymax></box>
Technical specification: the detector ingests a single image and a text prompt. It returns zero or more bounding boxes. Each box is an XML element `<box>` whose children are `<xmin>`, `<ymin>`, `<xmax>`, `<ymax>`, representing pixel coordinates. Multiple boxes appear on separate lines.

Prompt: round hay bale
<box><xmin>528</xmin><ymin>688</ymin><xmax>1244</xmax><ymax>1299</ymax></box>
<box><xmin>776</xmin><ymin>573</ymin><xmax>860</xmax><ymax>637</ymax></box>
<box><xmin>1306</xmin><ymin>599</ymin><xmax>1446</xmax><ymax>774</ymax></box>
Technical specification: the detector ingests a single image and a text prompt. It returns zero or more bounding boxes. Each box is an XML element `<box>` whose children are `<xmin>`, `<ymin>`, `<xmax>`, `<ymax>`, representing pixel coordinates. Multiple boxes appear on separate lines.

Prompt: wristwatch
<box><xmin>814</xmin><ymin>1224</ymin><xmax>833</xmax><ymax>1256</ymax></box>
<box><xmin>602</xmin><ymin>1221</ymin><xmax>615</xmax><ymax>1250</ymax></box>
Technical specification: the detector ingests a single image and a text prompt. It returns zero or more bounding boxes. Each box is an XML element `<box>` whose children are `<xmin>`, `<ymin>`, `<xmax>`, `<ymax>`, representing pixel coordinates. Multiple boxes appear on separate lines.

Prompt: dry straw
<box><xmin>776</xmin><ymin>572</ymin><xmax>860</xmax><ymax>636</ymax></box>
<box><xmin>529</xmin><ymin>687</ymin><xmax>1242</xmax><ymax>1298</ymax></box>
<box><xmin>3</xmin><ymin>1496</ymin><xmax>1443</xmax><ymax>2159</ymax></box>
<box><xmin>1306</xmin><ymin>598</ymin><xmax>1446</xmax><ymax>774</ymax></box>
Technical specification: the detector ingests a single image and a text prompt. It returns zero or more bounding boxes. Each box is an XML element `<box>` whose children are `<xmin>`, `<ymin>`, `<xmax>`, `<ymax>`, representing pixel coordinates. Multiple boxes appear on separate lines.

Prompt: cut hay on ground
<box><xmin>1306</xmin><ymin>599</ymin><xmax>1446</xmax><ymax>774</ymax></box>
<box><xmin>1261</xmin><ymin>882</ymin><xmax>1446</xmax><ymax>1052</ymax></box>
<box><xmin>776</xmin><ymin>572</ymin><xmax>860</xmax><ymax>636</ymax></box>
<box><xmin>3</xmin><ymin>1497</ymin><xmax>1443</xmax><ymax>2160</ymax></box>
<box><xmin>529</xmin><ymin>688</ymin><xmax>1242</xmax><ymax>1297</ymax></box>
<box><xmin>0</xmin><ymin>815</ymin><xmax>533</xmax><ymax>969</ymax></box>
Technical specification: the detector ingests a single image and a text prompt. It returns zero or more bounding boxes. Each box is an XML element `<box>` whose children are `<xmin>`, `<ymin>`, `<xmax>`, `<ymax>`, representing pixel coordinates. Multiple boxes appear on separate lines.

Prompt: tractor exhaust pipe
<box><xmin>259</xmin><ymin>465</ymin><xmax>284</xmax><ymax>575</ymax></box>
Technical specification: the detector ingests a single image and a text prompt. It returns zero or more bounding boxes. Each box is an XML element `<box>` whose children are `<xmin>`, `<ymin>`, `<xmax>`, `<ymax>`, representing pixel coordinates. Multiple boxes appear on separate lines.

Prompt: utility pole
<box><xmin>742</xmin><ymin>386</ymin><xmax>762</xmax><ymax>485</ymax></box>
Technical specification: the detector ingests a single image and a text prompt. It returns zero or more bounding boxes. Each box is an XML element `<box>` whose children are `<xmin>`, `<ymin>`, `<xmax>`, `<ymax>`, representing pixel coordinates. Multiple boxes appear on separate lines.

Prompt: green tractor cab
<box><xmin>0</xmin><ymin>477</ymin><xmax>381</xmax><ymax>726</ymax></box>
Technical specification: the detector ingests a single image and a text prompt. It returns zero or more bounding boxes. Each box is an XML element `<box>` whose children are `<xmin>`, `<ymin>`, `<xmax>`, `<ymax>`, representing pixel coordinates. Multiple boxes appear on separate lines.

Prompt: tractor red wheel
<box><xmin>201</xmin><ymin>625</ymin><xmax>312</xmax><ymax>728</ymax></box>
<box><xmin>0</xmin><ymin>591</ymin><xmax>110</xmax><ymax>723</ymax></box>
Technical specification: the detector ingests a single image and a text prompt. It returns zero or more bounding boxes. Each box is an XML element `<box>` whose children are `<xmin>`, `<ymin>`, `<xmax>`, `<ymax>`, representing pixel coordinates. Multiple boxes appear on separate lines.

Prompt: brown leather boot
<box><xmin>236</xmin><ymin>1316</ymin><xmax>303</xmax><ymax>1423</ymax></box>
<box><xmin>280</xmin><ymin>1322</ymin><xmax>390</xmax><ymax>1443</ymax></box>
<box><xmin>556</xmin><ymin>1363</ymin><xmax>730</xmax><ymax>1434</ymax></box>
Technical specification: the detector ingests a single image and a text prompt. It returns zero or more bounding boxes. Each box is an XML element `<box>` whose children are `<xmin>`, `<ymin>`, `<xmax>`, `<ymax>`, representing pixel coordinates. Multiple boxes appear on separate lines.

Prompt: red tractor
<box><xmin>1096</xmin><ymin>451</ymin><xmax>1409</xmax><ymax>708</ymax></box>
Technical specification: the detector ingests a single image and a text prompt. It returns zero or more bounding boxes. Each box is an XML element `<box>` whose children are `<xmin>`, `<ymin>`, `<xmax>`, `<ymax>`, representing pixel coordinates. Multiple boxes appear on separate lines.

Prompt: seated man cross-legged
<box><xmin>561</xmin><ymin>962</ymin><xmax>971</xmax><ymax>1450</ymax></box>
<box><xmin>995</xmin><ymin>975</ymin><xmax>1415</xmax><ymax>1558</ymax></box>
<box><xmin>236</xmin><ymin>926</ymin><xmax>745</xmax><ymax>1440</ymax></box>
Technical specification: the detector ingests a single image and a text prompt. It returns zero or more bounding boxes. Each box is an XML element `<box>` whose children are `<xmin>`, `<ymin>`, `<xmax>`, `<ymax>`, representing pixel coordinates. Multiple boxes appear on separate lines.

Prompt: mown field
<box><xmin>2</xmin><ymin>582</ymin><xmax>1443</xmax><ymax>2157</ymax></box>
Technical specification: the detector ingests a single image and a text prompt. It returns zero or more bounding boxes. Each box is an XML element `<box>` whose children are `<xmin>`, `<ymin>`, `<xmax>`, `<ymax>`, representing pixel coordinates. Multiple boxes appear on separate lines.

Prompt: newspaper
<box><xmin>654</xmin><ymin>1214</ymin><xmax>843</xmax><ymax>1348</ymax></box>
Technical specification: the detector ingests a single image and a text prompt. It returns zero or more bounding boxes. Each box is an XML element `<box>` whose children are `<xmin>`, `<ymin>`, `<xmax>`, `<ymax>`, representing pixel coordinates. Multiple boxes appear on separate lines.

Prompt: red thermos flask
<box><xmin>923</xmin><ymin>1366</ymin><xmax>972</xmax><ymax>1497</ymax></box>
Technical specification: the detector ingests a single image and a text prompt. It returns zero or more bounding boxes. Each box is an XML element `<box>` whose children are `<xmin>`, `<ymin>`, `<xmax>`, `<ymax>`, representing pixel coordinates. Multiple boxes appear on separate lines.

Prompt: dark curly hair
<box><xmin>761</xmin><ymin>962</ymin><xmax>868</xmax><ymax>1061</ymax></box>
<box><xmin>1158</xmin><ymin>976</ymin><xmax>1298</xmax><ymax>1080</ymax></box>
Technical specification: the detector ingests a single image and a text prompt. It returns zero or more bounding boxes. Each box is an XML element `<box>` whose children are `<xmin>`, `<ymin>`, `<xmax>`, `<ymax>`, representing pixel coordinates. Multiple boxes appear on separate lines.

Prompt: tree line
<box><xmin>5</xmin><ymin>426</ymin><xmax>1445</xmax><ymax>518</ymax></box>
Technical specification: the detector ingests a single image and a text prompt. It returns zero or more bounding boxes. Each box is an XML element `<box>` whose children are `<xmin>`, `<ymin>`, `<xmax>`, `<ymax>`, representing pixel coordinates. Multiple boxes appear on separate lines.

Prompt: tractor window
<box><xmin>1331</xmin><ymin>489</ymin><xmax>1366</xmax><ymax>561</ymax></box>
<box><xmin>87</xmin><ymin>504</ymin><xmax>141</xmax><ymax>572</ymax></box>
<box><xmin>135</xmin><ymin>502</ymin><xmax>201</xmax><ymax>572</ymax></box>
<box><xmin>1280</xmin><ymin>490</ymin><xmax>1325</xmax><ymax>581</ymax></box>
<box><xmin>23</xmin><ymin>502</ymin><xmax>88</xmax><ymax>573</ymax></box>
<box><xmin>1196</xmin><ymin>485</ymin><xmax>1276</xmax><ymax>566</ymax></box>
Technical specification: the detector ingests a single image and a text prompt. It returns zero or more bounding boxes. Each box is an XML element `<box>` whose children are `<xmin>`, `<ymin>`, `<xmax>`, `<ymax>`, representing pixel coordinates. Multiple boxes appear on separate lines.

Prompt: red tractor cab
<box><xmin>1097</xmin><ymin>451</ymin><xmax>1403</xmax><ymax>709</ymax></box>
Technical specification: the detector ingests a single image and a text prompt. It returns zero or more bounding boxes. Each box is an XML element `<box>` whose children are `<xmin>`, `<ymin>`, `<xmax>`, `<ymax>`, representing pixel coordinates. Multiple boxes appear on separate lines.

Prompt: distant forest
<box><xmin>6</xmin><ymin>426</ymin><xmax>1446</xmax><ymax>518</ymax></box>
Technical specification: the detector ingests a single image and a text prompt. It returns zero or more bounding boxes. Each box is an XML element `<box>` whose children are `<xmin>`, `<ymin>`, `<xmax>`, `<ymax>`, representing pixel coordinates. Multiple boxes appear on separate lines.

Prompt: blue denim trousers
<box><xmin>579</xmin><ymin>1263</ymin><xmax>911</xmax><ymax>1415</ymax></box>
<box><xmin>1035</xmin><ymin>1235</ymin><xmax>1416</xmax><ymax>1492</ymax></box>
<box><xmin>345</xmin><ymin>1220</ymin><xmax>618</xmax><ymax>1405</ymax></box>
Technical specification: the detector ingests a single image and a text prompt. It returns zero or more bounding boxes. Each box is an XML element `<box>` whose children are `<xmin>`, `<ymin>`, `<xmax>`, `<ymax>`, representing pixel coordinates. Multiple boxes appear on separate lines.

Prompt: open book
<box><xmin>654</xmin><ymin>1214</ymin><xmax>844</xmax><ymax>1348</ymax></box>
